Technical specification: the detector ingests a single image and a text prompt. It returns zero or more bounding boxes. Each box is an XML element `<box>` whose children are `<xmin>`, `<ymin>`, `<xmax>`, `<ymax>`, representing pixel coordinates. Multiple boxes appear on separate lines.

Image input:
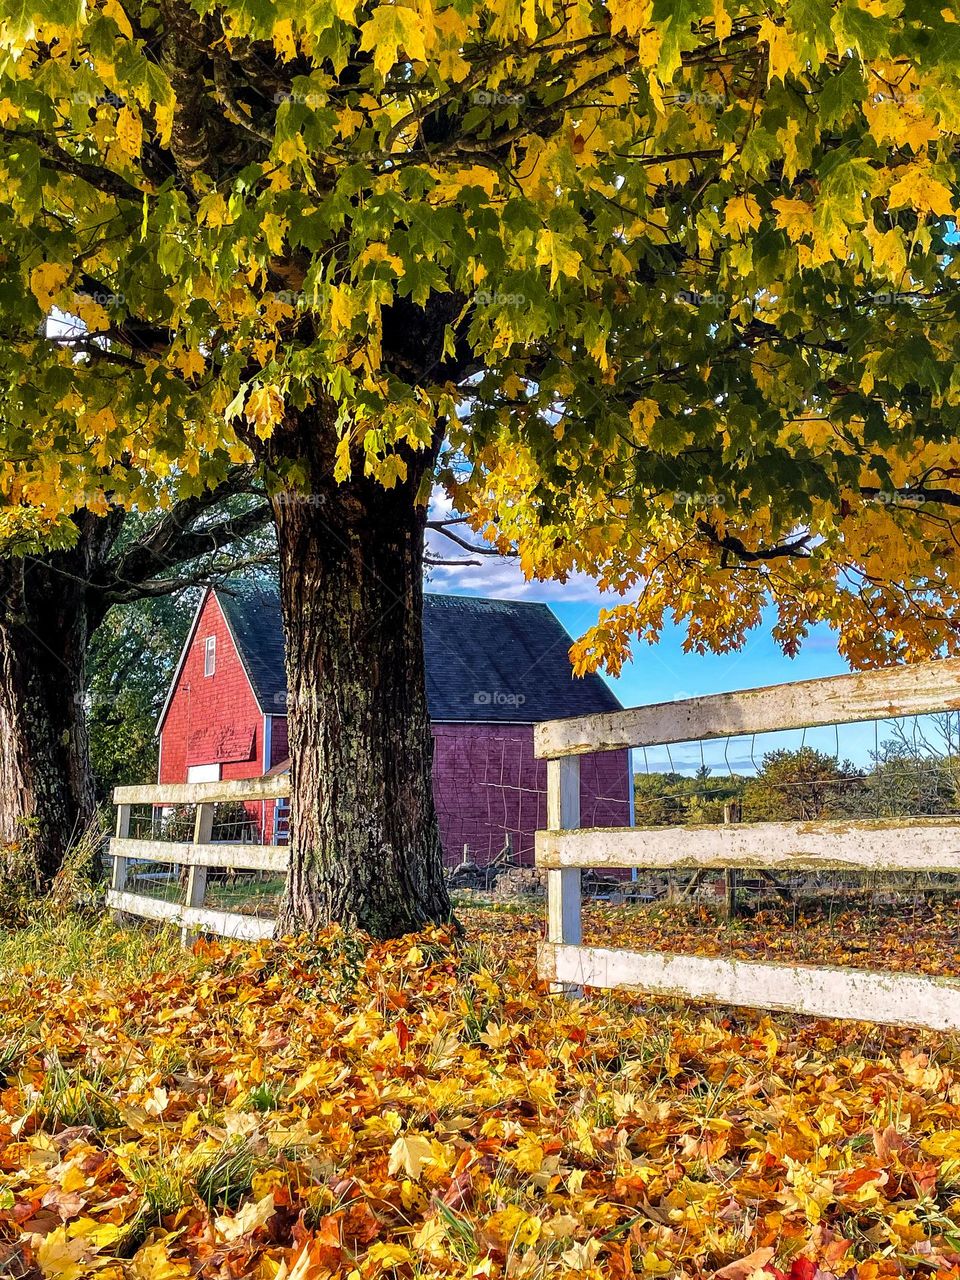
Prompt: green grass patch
<box><xmin>0</xmin><ymin>912</ymin><xmax>195</xmax><ymax>986</ymax></box>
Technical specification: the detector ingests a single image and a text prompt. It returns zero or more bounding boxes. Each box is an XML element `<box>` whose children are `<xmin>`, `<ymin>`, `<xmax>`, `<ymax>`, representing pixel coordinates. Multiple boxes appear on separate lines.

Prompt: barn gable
<box><xmin>156</xmin><ymin>588</ymin><xmax>267</xmax><ymax>784</ymax></box>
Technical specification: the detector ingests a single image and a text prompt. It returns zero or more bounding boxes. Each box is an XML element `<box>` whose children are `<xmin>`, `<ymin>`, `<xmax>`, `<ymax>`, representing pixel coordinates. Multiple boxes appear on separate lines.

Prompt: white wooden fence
<box><xmin>108</xmin><ymin>776</ymin><xmax>290</xmax><ymax>943</ymax></box>
<box><xmin>534</xmin><ymin>657</ymin><xmax>960</xmax><ymax>1032</ymax></box>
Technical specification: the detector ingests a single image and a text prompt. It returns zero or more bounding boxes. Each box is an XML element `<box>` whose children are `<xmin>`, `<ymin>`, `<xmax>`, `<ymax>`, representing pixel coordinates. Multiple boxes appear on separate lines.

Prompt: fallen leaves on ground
<box><xmin>0</xmin><ymin>904</ymin><xmax>959</xmax><ymax>1279</ymax></box>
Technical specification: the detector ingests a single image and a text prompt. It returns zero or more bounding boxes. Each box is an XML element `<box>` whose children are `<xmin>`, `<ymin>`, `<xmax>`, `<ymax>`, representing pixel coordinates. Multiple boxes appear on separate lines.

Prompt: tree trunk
<box><xmin>0</xmin><ymin>550</ymin><xmax>99</xmax><ymax>891</ymax></box>
<box><xmin>271</xmin><ymin>415</ymin><xmax>452</xmax><ymax>938</ymax></box>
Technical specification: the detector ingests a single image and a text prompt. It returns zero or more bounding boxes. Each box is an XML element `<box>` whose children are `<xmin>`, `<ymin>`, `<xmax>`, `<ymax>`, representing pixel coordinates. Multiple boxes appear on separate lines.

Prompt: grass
<box><xmin>0</xmin><ymin>911</ymin><xmax>195</xmax><ymax>985</ymax></box>
<box><xmin>205</xmin><ymin>873</ymin><xmax>286</xmax><ymax>912</ymax></box>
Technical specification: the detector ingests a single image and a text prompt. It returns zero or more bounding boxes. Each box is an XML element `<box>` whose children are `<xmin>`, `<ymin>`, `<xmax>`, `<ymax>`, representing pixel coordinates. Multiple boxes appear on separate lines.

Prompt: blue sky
<box><xmin>425</xmin><ymin>516</ymin><xmax>900</xmax><ymax>774</ymax></box>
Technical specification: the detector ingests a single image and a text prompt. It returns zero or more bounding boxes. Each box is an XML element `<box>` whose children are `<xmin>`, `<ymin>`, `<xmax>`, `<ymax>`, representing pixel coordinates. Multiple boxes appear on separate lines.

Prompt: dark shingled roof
<box><xmin>421</xmin><ymin>594</ymin><xmax>622</xmax><ymax>721</ymax></box>
<box><xmin>217</xmin><ymin>581</ymin><xmax>288</xmax><ymax>711</ymax></box>
<box><xmin>217</xmin><ymin>582</ymin><xmax>622</xmax><ymax>722</ymax></box>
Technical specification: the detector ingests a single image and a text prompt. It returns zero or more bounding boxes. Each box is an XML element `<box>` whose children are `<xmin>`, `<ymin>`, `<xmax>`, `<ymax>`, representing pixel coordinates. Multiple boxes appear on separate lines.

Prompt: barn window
<box><xmin>204</xmin><ymin>635</ymin><xmax>216</xmax><ymax>676</ymax></box>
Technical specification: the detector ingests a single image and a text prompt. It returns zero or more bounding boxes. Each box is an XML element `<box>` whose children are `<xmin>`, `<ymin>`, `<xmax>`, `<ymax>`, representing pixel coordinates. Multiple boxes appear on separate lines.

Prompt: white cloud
<box><xmin>424</xmin><ymin>488</ymin><xmax>623</xmax><ymax>605</ymax></box>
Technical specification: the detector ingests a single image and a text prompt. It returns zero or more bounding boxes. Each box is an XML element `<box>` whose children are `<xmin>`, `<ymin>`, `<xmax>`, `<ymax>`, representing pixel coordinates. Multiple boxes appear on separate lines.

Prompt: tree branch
<box><xmin>99</xmin><ymin>469</ymin><xmax>272</xmax><ymax>599</ymax></box>
<box><xmin>696</xmin><ymin>519</ymin><xmax>813</xmax><ymax>563</ymax></box>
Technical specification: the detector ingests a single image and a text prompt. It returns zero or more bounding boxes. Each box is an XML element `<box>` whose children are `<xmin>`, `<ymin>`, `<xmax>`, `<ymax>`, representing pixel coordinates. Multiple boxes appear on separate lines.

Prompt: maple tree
<box><xmin>4</xmin><ymin>0</ymin><xmax>960</xmax><ymax>931</ymax></box>
<box><xmin>0</xmin><ymin>477</ymin><xmax>270</xmax><ymax>892</ymax></box>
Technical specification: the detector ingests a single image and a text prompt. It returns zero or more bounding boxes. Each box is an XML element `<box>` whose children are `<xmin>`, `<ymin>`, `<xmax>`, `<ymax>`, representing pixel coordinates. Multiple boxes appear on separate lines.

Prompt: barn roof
<box><xmin>183</xmin><ymin>580</ymin><xmax>622</xmax><ymax>725</ymax></box>
<box><xmin>421</xmin><ymin>593</ymin><xmax>622</xmax><ymax>722</ymax></box>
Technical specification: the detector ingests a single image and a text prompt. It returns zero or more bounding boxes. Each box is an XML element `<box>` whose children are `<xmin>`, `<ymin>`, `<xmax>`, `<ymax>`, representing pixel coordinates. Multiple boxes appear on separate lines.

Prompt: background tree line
<box><xmin>634</xmin><ymin>723</ymin><xmax>960</xmax><ymax>826</ymax></box>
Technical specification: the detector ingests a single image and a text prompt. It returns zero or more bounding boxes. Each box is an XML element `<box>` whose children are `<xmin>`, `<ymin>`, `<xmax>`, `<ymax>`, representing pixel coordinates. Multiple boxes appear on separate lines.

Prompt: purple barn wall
<box><xmin>431</xmin><ymin>722</ymin><xmax>630</xmax><ymax>866</ymax></box>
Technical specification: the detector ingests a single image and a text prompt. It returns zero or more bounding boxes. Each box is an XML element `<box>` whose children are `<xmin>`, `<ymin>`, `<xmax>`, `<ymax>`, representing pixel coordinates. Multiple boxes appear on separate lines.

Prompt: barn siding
<box><xmin>159</xmin><ymin>593</ymin><xmax>264</xmax><ymax>787</ymax></box>
<box><xmin>431</xmin><ymin>722</ymin><xmax>630</xmax><ymax>867</ymax></box>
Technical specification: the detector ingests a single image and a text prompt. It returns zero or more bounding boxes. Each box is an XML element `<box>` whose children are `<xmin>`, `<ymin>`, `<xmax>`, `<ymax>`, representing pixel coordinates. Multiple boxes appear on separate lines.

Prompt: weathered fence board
<box><xmin>113</xmin><ymin>777</ymin><xmax>289</xmax><ymax>806</ymax></box>
<box><xmin>106</xmin><ymin>889</ymin><xmax>275</xmax><ymax>941</ymax></box>
<box><xmin>109</xmin><ymin>781</ymin><xmax>288</xmax><ymax>943</ymax></box>
<box><xmin>535</xmin><ymin>655</ymin><xmax>960</xmax><ymax>758</ymax></box>
<box><xmin>539</xmin><ymin>944</ymin><xmax>960</xmax><ymax>1034</ymax></box>
<box><xmin>537</xmin><ymin>817</ymin><xmax>960</xmax><ymax>873</ymax></box>
<box><xmin>546</xmin><ymin>757</ymin><xmax>582</xmax><ymax>996</ymax></box>
<box><xmin>109</xmin><ymin>837</ymin><xmax>289</xmax><ymax>873</ymax></box>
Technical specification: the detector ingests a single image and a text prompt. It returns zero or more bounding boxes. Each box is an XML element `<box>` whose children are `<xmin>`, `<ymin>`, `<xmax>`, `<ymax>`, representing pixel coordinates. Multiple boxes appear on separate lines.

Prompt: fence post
<box><xmin>110</xmin><ymin>801</ymin><xmax>131</xmax><ymax>920</ymax></box>
<box><xmin>723</xmin><ymin>800</ymin><xmax>741</xmax><ymax>920</ymax></box>
<box><xmin>181</xmin><ymin>802</ymin><xmax>213</xmax><ymax>946</ymax></box>
<box><xmin>546</xmin><ymin>757</ymin><xmax>582</xmax><ymax>996</ymax></box>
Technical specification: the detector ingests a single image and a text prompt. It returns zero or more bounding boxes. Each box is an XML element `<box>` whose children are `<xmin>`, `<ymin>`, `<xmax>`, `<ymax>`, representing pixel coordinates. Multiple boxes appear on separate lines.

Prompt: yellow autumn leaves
<box><xmin>6</xmin><ymin>905</ymin><xmax>960</xmax><ymax>1279</ymax></box>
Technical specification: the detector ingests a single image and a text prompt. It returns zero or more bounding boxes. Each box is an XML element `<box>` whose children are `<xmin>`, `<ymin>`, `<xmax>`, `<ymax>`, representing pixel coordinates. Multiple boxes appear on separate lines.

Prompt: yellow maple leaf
<box><xmin>37</xmin><ymin>1227</ymin><xmax>89</xmax><ymax>1280</ymax></box>
<box><xmin>154</xmin><ymin>97</ymin><xmax>175</xmax><ymax>147</ymax></box>
<box><xmin>505</xmin><ymin>1134</ymin><xmax>545</xmax><ymax>1172</ymax></box>
<box><xmin>84</xmin><ymin>406</ymin><xmax>119</xmax><ymax>437</ymax></box>
<box><xmin>261</xmin><ymin>213</ymin><xmax>289</xmax><ymax>256</ymax></box>
<box><xmin>76</xmin><ymin>297</ymin><xmax>112</xmax><ymax>333</ymax></box>
<box><xmin>172</xmin><ymin>348</ymin><xmax>206</xmax><ymax>379</ymax></box>
<box><xmin>30</xmin><ymin>262</ymin><xmax>70</xmax><ymax>309</ymax></box>
<box><xmin>388</xmin><ymin>1132</ymin><xmax>433</xmax><ymax>1179</ymax></box>
<box><xmin>127</xmin><ymin>1241</ymin><xmax>191</xmax><ymax>1280</ymax></box>
<box><xmin>116</xmin><ymin>104</ymin><xmax>142</xmax><ymax>158</ymax></box>
<box><xmin>713</xmin><ymin>0</ymin><xmax>732</xmax><ymax>44</ymax></box>
<box><xmin>358</xmin><ymin>5</ymin><xmax>427</xmax><ymax>79</ymax></box>
<box><xmin>215</xmin><ymin>1193</ymin><xmax>276</xmax><ymax>1242</ymax></box>
<box><xmin>244</xmin><ymin>384</ymin><xmax>285</xmax><ymax>439</ymax></box>
<box><xmin>723</xmin><ymin>193</ymin><xmax>762</xmax><ymax>236</ymax></box>
<box><xmin>920</xmin><ymin>1128</ymin><xmax>960</xmax><ymax>1158</ymax></box>
<box><xmin>888</xmin><ymin>165</ymin><xmax>955</xmax><ymax>215</ymax></box>
<box><xmin>482</xmin><ymin>1206</ymin><xmax>542</xmax><ymax>1250</ymax></box>
<box><xmin>273</xmin><ymin>17</ymin><xmax>298</xmax><ymax>59</ymax></box>
<box><xmin>366</xmin><ymin>1243</ymin><xmax>414</xmax><ymax>1269</ymax></box>
<box><xmin>359</xmin><ymin>241</ymin><xmax>405</xmax><ymax>273</ymax></box>
<box><xmin>329</xmin><ymin>286</ymin><xmax>359</xmax><ymax>334</ymax></box>
<box><xmin>758</xmin><ymin>16</ymin><xmax>796</xmax><ymax>83</ymax></box>
<box><xmin>772</xmin><ymin>196</ymin><xmax>814</xmax><ymax>242</ymax></box>
<box><xmin>537</xmin><ymin>229</ymin><xmax>582</xmax><ymax>289</ymax></box>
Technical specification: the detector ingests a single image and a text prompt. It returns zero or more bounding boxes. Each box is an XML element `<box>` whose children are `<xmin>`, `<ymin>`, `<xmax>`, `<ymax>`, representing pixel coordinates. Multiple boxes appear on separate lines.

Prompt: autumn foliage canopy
<box><xmin>0</xmin><ymin>0</ymin><xmax>959</xmax><ymax>671</ymax></box>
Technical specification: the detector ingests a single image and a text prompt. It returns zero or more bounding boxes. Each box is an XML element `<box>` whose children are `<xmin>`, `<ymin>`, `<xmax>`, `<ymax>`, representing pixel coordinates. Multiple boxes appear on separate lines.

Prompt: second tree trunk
<box><xmin>0</xmin><ymin>551</ymin><xmax>98</xmax><ymax>891</ymax></box>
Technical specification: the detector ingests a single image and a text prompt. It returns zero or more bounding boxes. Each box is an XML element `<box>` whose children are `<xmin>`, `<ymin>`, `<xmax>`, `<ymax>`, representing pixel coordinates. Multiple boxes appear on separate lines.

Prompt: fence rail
<box><xmin>108</xmin><ymin>778</ymin><xmax>290</xmax><ymax>943</ymax></box>
<box><xmin>534</xmin><ymin>656</ymin><xmax>960</xmax><ymax>1032</ymax></box>
<box><xmin>534</xmin><ymin>654</ymin><xmax>960</xmax><ymax>757</ymax></box>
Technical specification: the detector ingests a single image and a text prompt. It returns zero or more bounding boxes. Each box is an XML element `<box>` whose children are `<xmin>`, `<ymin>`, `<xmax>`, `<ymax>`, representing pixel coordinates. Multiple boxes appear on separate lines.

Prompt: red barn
<box><xmin>157</xmin><ymin>582</ymin><xmax>631</xmax><ymax>863</ymax></box>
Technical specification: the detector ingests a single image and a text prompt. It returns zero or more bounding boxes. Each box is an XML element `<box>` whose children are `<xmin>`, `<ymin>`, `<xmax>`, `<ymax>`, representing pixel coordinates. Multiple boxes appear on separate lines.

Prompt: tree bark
<box><xmin>0</xmin><ymin>540</ymin><xmax>103</xmax><ymax>891</ymax></box>
<box><xmin>271</xmin><ymin>411</ymin><xmax>452</xmax><ymax>938</ymax></box>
